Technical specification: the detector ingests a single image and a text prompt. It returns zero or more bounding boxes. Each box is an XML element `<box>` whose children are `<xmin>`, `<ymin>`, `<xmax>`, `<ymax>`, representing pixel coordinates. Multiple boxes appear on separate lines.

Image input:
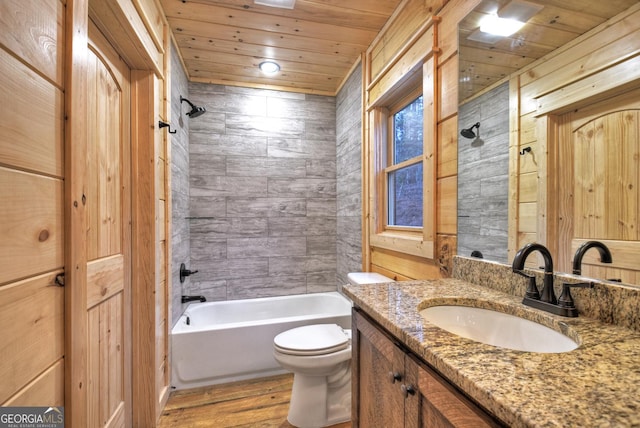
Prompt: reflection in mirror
<box><xmin>456</xmin><ymin>0</ymin><xmax>640</xmax><ymax>276</ymax></box>
<box><xmin>457</xmin><ymin>82</ymin><xmax>509</xmax><ymax>263</ymax></box>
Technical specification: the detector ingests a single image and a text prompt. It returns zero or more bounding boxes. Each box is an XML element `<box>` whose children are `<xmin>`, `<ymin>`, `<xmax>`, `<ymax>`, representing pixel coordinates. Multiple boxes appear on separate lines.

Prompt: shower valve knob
<box><xmin>179</xmin><ymin>263</ymin><xmax>199</xmax><ymax>283</ymax></box>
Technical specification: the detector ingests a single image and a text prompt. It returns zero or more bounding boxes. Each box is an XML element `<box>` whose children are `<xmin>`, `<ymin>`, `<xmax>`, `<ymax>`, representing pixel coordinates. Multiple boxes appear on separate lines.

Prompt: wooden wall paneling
<box><xmin>437</xmin><ymin>176</ymin><xmax>456</xmax><ymax>235</ymax></box>
<box><xmin>423</xmin><ymin>54</ymin><xmax>436</xmax><ymax>253</ymax></box>
<box><xmin>65</xmin><ymin>0</ymin><xmax>90</xmax><ymax>425</ymax></box>
<box><xmin>369</xmin><ymin>0</ymin><xmax>443</xmax><ymax>79</ymax></box>
<box><xmin>2</xmin><ymin>359</ymin><xmax>64</xmax><ymax>407</ymax></box>
<box><xmin>362</xmin><ymin>52</ymin><xmax>372</xmax><ymax>271</ymax></box>
<box><xmin>518</xmin><ymin>172</ymin><xmax>537</xmax><ymax>203</ymax></box>
<box><xmin>438</xmin><ymin>56</ymin><xmax>458</xmax><ymax>120</ymax></box>
<box><xmin>0</xmin><ymin>0</ymin><xmax>65</xmax><ymax>86</ymax></box>
<box><xmin>508</xmin><ymin>77</ymin><xmax>520</xmax><ymax>259</ymax></box>
<box><xmin>368</xmin><ymin>27</ymin><xmax>434</xmax><ymax>107</ymax></box>
<box><xmin>436</xmin><ymin>0</ymin><xmax>481</xmax><ymax>63</ymax></box>
<box><xmin>0</xmin><ymin>51</ymin><xmax>64</xmax><ymax>177</ymax></box>
<box><xmin>0</xmin><ymin>272</ymin><xmax>64</xmax><ymax>404</ymax></box>
<box><xmin>535</xmin><ymin>56</ymin><xmax>640</xmax><ymax>116</ymax></box>
<box><xmin>0</xmin><ymin>168</ymin><xmax>64</xmax><ymax>285</ymax></box>
<box><xmin>535</xmin><ymin>116</ymin><xmax>550</xmax><ymax>248</ymax></box>
<box><xmin>132</xmin><ymin>0</ymin><xmax>166</xmax><ymax>53</ymax></box>
<box><xmin>437</xmin><ymin>116</ymin><xmax>457</xmax><ymax>178</ymax></box>
<box><xmin>370</xmin><ymin>247</ymin><xmax>440</xmax><ymax>279</ymax></box>
<box><xmin>519</xmin><ymin>6</ymin><xmax>640</xmax><ymax>90</ymax></box>
<box><xmin>518</xmin><ymin>202</ymin><xmax>537</xmax><ymax>235</ymax></box>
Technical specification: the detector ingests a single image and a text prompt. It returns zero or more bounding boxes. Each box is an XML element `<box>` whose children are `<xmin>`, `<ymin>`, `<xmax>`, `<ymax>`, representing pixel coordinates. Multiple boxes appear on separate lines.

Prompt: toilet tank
<box><xmin>347</xmin><ymin>272</ymin><xmax>394</xmax><ymax>285</ymax></box>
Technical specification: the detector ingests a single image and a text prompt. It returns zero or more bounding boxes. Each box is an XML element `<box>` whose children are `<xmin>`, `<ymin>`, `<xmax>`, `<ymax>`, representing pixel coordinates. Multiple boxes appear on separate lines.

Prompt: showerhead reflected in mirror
<box><xmin>180</xmin><ymin>96</ymin><xmax>206</xmax><ymax>118</ymax></box>
<box><xmin>460</xmin><ymin>122</ymin><xmax>480</xmax><ymax>139</ymax></box>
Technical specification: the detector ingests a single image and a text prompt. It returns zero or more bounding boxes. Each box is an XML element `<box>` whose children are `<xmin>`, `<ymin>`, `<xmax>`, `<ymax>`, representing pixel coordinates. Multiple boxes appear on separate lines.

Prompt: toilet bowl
<box><xmin>273</xmin><ymin>272</ymin><xmax>394</xmax><ymax>428</ymax></box>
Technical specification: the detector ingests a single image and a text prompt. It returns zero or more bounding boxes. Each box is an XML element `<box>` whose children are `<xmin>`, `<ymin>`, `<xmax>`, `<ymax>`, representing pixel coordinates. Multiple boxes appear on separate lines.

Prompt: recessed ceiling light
<box><xmin>254</xmin><ymin>0</ymin><xmax>296</xmax><ymax>9</ymax></box>
<box><xmin>259</xmin><ymin>61</ymin><xmax>280</xmax><ymax>74</ymax></box>
<box><xmin>480</xmin><ymin>14</ymin><xmax>525</xmax><ymax>37</ymax></box>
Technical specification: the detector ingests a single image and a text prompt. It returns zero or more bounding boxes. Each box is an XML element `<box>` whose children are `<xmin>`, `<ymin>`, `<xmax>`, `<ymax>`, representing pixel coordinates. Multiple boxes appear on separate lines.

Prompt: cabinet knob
<box><xmin>388</xmin><ymin>371</ymin><xmax>402</xmax><ymax>383</ymax></box>
<box><xmin>401</xmin><ymin>384</ymin><xmax>416</xmax><ymax>397</ymax></box>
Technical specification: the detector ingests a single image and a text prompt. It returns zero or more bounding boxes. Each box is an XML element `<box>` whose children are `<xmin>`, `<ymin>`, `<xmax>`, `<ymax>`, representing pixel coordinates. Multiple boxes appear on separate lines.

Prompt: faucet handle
<box><xmin>558</xmin><ymin>282</ymin><xmax>594</xmax><ymax>308</ymax></box>
<box><xmin>515</xmin><ymin>270</ymin><xmax>540</xmax><ymax>300</ymax></box>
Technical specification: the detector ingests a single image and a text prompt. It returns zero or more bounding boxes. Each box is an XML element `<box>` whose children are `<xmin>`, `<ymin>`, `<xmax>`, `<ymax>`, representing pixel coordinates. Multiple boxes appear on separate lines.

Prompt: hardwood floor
<box><xmin>158</xmin><ymin>374</ymin><xmax>352</xmax><ymax>428</ymax></box>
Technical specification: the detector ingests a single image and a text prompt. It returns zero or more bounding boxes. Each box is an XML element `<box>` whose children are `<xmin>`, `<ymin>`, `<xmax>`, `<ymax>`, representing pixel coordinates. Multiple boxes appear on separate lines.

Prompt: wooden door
<box><xmin>556</xmin><ymin>88</ymin><xmax>640</xmax><ymax>284</ymax></box>
<box><xmin>85</xmin><ymin>20</ymin><xmax>132</xmax><ymax>427</ymax></box>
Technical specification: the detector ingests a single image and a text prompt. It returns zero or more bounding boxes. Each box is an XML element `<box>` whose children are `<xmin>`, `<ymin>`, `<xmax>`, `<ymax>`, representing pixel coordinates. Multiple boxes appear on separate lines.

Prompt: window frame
<box><xmin>384</xmin><ymin>87</ymin><xmax>424</xmax><ymax>232</ymax></box>
<box><xmin>367</xmin><ymin>57</ymin><xmax>436</xmax><ymax>260</ymax></box>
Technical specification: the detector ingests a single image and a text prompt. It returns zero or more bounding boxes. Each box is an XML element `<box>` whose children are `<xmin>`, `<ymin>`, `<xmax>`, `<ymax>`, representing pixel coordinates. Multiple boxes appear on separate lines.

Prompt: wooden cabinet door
<box><xmin>556</xmin><ymin>88</ymin><xmax>640</xmax><ymax>284</ymax></box>
<box><xmin>353</xmin><ymin>311</ymin><xmax>406</xmax><ymax>428</ymax></box>
<box><xmin>405</xmin><ymin>355</ymin><xmax>500</xmax><ymax>428</ymax></box>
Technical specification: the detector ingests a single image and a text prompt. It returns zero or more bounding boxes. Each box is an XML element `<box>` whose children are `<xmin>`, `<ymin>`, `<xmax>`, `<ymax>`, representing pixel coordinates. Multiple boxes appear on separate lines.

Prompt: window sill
<box><xmin>370</xmin><ymin>231</ymin><xmax>434</xmax><ymax>260</ymax></box>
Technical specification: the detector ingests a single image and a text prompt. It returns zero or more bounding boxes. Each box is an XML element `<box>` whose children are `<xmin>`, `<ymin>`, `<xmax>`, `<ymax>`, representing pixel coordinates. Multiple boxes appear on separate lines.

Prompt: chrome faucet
<box><xmin>572</xmin><ymin>241</ymin><xmax>612</xmax><ymax>275</ymax></box>
<box><xmin>512</xmin><ymin>242</ymin><xmax>556</xmax><ymax>304</ymax></box>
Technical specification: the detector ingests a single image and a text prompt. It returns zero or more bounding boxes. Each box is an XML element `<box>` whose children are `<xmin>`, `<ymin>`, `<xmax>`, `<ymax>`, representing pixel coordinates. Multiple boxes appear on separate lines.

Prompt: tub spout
<box><xmin>182</xmin><ymin>295</ymin><xmax>206</xmax><ymax>304</ymax></box>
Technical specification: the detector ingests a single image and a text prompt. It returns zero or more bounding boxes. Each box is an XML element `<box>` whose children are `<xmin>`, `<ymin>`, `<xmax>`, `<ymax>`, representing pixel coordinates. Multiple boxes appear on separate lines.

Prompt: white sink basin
<box><xmin>420</xmin><ymin>305</ymin><xmax>578</xmax><ymax>353</ymax></box>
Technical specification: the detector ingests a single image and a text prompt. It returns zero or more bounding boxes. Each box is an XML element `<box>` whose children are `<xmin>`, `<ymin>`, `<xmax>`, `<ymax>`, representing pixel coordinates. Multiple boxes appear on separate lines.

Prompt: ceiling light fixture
<box><xmin>259</xmin><ymin>61</ymin><xmax>280</xmax><ymax>75</ymax></box>
<box><xmin>254</xmin><ymin>0</ymin><xmax>296</xmax><ymax>9</ymax></box>
<box><xmin>467</xmin><ymin>0</ymin><xmax>544</xmax><ymax>43</ymax></box>
<box><xmin>480</xmin><ymin>14</ymin><xmax>525</xmax><ymax>37</ymax></box>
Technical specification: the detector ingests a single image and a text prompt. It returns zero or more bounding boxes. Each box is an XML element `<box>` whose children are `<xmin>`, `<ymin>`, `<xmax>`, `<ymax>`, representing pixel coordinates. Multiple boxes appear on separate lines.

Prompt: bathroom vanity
<box><xmin>344</xmin><ymin>260</ymin><xmax>640</xmax><ymax>427</ymax></box>
<box><xmin>352</xmin><ymin>309</ymin><xmax>501</xmax><ymax>427</ymax></box>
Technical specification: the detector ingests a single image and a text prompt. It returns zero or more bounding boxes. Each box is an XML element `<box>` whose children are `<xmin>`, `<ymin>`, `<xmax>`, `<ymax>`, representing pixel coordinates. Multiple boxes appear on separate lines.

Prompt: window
<box><xmin>387</xmin><ymin>95</ymin><xmax>423</xmax><ymax>228</ymax></box>
<box><xmin>366</xmin><ymin>34</ymin><xmax>436</xmax><ymax>261</ymax></box>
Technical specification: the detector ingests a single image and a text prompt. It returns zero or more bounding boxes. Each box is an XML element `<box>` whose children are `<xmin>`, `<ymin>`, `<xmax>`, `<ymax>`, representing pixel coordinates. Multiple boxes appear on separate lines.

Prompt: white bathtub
<box><xmin>171</xmin><ymin>291</ymin><xmax>352</xmax><ymax>390</ymax></box>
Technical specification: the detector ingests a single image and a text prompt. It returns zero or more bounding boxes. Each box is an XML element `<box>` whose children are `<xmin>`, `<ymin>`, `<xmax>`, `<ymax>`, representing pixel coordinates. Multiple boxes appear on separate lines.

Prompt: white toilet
<box><xmin>273</xmin><ymin>272</ymin><xmax>394</xmax><ymax>428</ymax></box>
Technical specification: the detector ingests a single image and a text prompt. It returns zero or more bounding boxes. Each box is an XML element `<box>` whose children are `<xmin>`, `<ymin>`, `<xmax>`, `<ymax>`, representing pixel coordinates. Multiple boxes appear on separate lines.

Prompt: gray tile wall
<box><xmin>336</xmin><ymin>64</ymin><xmax>363</xmax><ymax>287</ymax></box>
<box><xmin>457</xmin><ymin>82</ymin><xmax>509</xmax><ymax>263</ymax></box>
<box><xmin>187</xmin><ymin>83</ymin><xmax>338</xmax><ymax>300</ymax></box>
<box><xmin>170</xmin><ymin>42</ymin><xmax>190</xmax><ymax>326</ymax></box>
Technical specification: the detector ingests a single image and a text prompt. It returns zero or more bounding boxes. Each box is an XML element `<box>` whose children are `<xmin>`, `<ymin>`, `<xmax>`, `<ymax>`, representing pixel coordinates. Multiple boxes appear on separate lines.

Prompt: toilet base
<box><xmin>287</xmin><ymin>360</ymin><xmax>351</xmax><ymax>428</ymax></box>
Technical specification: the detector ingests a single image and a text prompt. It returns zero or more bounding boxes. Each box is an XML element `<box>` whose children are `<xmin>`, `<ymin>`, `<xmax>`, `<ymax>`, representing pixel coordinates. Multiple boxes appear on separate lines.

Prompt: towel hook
<box><xmin>158</xmin><ymin>121</ymin><xmax>177</xmax><ymax>134</ymax></box>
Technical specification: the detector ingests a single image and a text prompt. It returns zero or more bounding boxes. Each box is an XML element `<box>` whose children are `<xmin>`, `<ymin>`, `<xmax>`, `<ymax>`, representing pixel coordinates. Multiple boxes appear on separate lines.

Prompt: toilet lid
<box><xmin>274</xmin><ymin>324</ymin><xmax>350</xmax><ymax>356</ymax></box>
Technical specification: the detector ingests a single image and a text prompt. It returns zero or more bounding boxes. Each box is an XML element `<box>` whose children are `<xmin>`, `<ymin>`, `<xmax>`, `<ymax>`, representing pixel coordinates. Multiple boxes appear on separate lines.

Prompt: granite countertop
<box><xmin>343</xmin><ymin>278</ymin><xmax>640</xmax><ymax>428</ymax></box>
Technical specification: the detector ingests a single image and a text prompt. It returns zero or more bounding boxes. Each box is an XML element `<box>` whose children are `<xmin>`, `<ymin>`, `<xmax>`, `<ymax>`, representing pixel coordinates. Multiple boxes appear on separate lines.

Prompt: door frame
<box><xmin>545</xmin><ymin>85</ymin><xmax>640</xmax><ymax>273</ymax></box>
<box><xmin>65</xmin><ymin>0</ymin><xmax>164</xmax><ymax>426</ymax></box>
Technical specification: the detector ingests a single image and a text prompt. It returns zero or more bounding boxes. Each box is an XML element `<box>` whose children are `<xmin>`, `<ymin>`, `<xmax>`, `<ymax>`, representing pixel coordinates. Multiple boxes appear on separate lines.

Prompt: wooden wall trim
<box><xmin>507</xmin><ymin>76</ymin><xmax>520</xmax><ymax>262</ymax></box>
<box><xmin>361</xmin><ymin>52</ymin><xmax>371</xmax><ymax>271</ymax></box>
<box><xmin>367</xmin><ymin>16</ymin><xmax>439</xmax><ymax>92</ymax></box>
<box><xmin>89</xmin><ymin>0</ymin><xmax>163</xmax><ymax>77</ymax></box>
<box><xmin>64</xmin><ymin>0</ymin><xmax>89</xmax><ymax>426</ymax></box>
<box><xmin>130</xmin><ymin>69</ymin><xmax>158</xmax><ymax>428</ymax></box>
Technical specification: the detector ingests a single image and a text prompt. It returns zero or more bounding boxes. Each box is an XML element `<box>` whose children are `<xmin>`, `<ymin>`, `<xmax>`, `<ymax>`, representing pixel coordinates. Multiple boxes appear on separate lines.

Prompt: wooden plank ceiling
<box><xmin>161</xmin><ymin>0</ymin><xmax>402</xmax><ymax>95</ymax></box>
<box><xmin>458</xmin><ymin>0</ymin><xmax>640</xmax><ymax>102</ymax></box>
<box><xmin>162</xmin><ymin>0</ymin><xmax>638</xmax><ymax>96</ymax></box>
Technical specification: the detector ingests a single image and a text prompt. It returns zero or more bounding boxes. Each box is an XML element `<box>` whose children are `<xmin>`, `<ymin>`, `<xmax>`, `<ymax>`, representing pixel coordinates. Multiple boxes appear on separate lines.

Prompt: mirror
<box><xmin>456</xmin><ymin>0</ymin><xmax>640</xmax><ymax>284</ymax></box>
<box><xmin>457</xmin><ymin>82</ymin><xmax>509</xmax><ymax>264</ymax></box>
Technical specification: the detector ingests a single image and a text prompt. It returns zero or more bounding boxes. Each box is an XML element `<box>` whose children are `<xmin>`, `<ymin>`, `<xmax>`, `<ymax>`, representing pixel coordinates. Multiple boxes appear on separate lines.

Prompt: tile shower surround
<box><xmin>170</xmin><ymin>42</ymin><xmax>190</xmax><ymax>325</ymax></box>
<box><xmin>186</xmin><ymin>83</ymin><xmax>341</xmax><ymax>302</ymax></box>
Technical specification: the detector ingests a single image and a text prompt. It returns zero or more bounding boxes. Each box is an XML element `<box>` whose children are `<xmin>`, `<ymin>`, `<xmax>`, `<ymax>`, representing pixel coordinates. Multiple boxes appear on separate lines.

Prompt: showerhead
<box><xmin>180</xmin><ymin>96</ymin><xmax>206</xmax><ymax>118</ymax></box>
<box><xmin>460</xmin><ymin>122</ymin><xmax>480</xmax><ymax>139</ymax></box>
